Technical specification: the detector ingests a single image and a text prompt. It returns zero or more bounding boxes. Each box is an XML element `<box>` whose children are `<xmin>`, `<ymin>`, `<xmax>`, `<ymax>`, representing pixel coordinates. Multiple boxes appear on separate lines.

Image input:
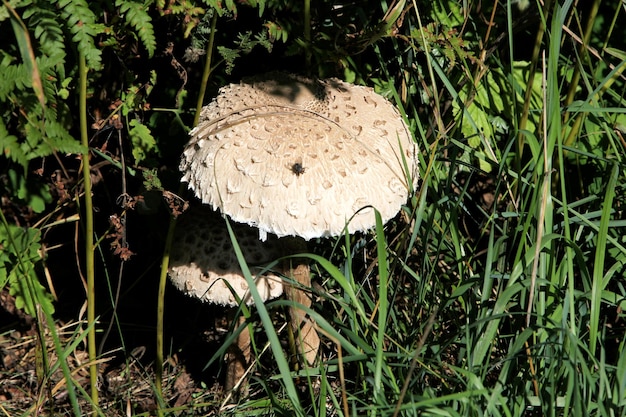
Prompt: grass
<box><xmin>1</xmin><ymin>0</ymin><xmax>625</xmax><ymax>415</ymax></box>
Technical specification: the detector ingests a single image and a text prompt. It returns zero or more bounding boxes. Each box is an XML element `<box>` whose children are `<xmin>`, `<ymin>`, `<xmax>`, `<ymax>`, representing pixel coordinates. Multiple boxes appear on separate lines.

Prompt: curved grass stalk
<box><xmin>156</xmin><ymin>8</ymin><xmax>218</xmax><ymax>408</ymax></box>
<box><xmin>589</xmin><ymin>163</ymin><xmax>619</xmax><ymax>354</ymax></box>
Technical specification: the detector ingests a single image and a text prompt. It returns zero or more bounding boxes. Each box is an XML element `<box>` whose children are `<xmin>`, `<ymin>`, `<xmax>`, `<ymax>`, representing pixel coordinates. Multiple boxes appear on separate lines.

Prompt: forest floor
<box><xmin>0</xmin><ymin>286</ymin><xmax>241</xmax><ymax>416</ymax></box>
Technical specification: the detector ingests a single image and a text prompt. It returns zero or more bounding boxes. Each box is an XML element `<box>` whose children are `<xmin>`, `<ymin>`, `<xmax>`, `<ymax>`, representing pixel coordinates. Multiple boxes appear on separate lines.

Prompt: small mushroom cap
<box><xmin>168</xmin><ymin>207</ymin><xmax>289</xmax><ymax>306</ymax></box>
<box><xmin>181</xmin><ymin>72</ymin><xmax>419</xmax><ymax>240</ymax></box>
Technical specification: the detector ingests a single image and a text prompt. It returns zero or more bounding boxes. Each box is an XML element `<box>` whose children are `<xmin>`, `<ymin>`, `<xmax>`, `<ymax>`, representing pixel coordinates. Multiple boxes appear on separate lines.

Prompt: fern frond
<box><xmin>23</xmin><ymin>5</ymin><xmax>66</xmax><ymax>64</ymax></box>
<box><xmin>56</xmin><ymin>0</ymin><xmax>102</xmax><ymax>68</ymax></box>
<box><xmin>116</xmin><ymin>0</ymin><xmax>156</xmax><ymax>58</ymax></box>
<box><xmin>217</xmin><ymin>31</ymin><xmax>273</xmax><ymax>74</ymax></box>
<box><xmin>0</xmin><ymin>224</ymin><xmax>54</xmax><ymax>316</ymax></box>
<box><xmin>0</xmin><ymin>52</ymin><xmax>68</xmax><ymax>112</ymax></box>
<box><xmin>21</xmin><ymin>120</ymin><xmax>47</xmax><ymax>159</ymax></box>
<box><xmin>246</xmin><ymin>0</ymin><xmax>266</xmax><ymax>16</ymax></box>
<box><xmin>128</xmin><ymin>118</ymin><xmax>157</xmax><ymax>164</ymax></box>
<box><xmin>5</xmin><ymin>105</ymin><xmax>82</xmax><ymax>163</ymax></box>
<box><xmin>0</xmin><ymin>63</ymin><xmax>31</xmax><ymax>101</ymax></box>
<box><xmin>0</xmin><ymin>121</ymin><xmax>28</xmax><ymax>169</ymax></box>
<box><xmin>46</xmin><ymin>121</ymin><xmax>85</xmax><ymax>154</ymax></box>
<box><xmin>200</xmin><ymin>0</ymin><xmax>237</xmax><ymax>17</ymax></box>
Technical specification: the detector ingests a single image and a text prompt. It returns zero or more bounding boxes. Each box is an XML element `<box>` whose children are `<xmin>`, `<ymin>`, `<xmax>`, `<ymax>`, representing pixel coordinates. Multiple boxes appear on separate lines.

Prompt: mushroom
<box><xmin>180</xmin><ymin>72</ymin><xmax>419</xmax><ymax>367</ymax></box>
<box><xmin>168</xmin><ymin>206</ymin><xmax>297</xmax><ymax>393</ymax></box>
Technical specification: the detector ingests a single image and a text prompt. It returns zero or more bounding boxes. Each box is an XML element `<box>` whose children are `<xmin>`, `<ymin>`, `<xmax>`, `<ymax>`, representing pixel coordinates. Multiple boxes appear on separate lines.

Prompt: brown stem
<box><xmin>285</xmin><ymin>261</ymin><xmax>319</xmax><ymax>367</ymax></box>
<box><xmin>225</xmin><ymin>314</ymin><xmax>251</xmax><ymax>396</ymax></box>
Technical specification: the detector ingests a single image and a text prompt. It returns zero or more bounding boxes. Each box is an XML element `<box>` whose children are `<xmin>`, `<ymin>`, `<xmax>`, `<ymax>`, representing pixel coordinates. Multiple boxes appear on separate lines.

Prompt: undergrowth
<box><xmin>1</xmin><ymin>0</ymin><xmax>625</xmax><ymax>416</ymax></box>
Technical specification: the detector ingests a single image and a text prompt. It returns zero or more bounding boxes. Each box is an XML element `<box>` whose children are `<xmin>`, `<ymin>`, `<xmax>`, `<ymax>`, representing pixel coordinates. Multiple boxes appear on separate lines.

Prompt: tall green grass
<box><xmin>217</xmin><ymin>0</ymin><xmax>626</xmax><ymax>415</ymax></box>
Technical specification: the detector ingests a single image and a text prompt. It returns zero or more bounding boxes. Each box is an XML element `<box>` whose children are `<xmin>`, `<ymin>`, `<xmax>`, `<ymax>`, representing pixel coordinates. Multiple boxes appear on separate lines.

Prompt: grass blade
<box><xmin>589</xmin><ymin>163</ymin><xmax>619</xmax><ymax>354</ymax></box>
<box><xmin>225</xmin><ymin>219</ymin><xmax>304</xmax><ymax>415</ymax></box>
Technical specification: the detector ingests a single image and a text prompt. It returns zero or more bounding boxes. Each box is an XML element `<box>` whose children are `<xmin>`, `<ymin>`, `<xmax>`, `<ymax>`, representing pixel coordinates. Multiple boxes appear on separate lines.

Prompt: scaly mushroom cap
<box><xmin>181</xmin><ymin>72</ymin><xmax>419</xmax><ymax>240</ymax></box>
<box><xmin>168</xmin><ymin>207</ymin><xmax>292</xmax><ymax>306</ymax></box>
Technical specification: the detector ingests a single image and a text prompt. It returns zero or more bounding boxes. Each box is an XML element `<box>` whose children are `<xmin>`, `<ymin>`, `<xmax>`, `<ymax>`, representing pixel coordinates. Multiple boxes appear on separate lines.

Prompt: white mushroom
<box><xmin>168</xmin><ymin>207</ymin><xmax>295</xmax><ymax>393</ymax></box>
<box><xmin>180</xmin><ymin>72</ymin><xmax>419</xmax><ymax>368</ymax></box>
<box><xmin>181</xmin><ymin>72</ymin><xmax>419</xmax><ymax>240</ymax></box>
<box><xmin>169</xmin><ymin>208</ymin><xmax>286</xmax><ymax>306</ymax></box>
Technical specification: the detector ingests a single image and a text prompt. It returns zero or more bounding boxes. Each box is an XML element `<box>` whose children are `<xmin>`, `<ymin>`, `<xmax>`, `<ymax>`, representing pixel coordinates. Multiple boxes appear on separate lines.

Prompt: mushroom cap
<box><xmin>181</xmin><ymin>72</ymin><xmax>419</xmax><ymax>240</ymax></box>
<box><xmin>168</xmin><ymin>207</ymin><xmax>290</xmax><ymax>306</ymax></box>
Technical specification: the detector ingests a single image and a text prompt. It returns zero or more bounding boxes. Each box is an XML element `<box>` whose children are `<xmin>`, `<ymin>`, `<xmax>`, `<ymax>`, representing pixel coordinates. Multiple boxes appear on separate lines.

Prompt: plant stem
<box><xmin>155</xmin><ymin>209</ymin><xmax>177</xmax><ymax>407</ymax></box>
<box><xmin>193</xmin><ymin>11</ymin><xmax>218</xmax><ymax>127</ymax></box>
<box><xmin>78</xmin><ymin>51</ymin><xmax>98</xmax><ymax>411</ymax></box>
<box><xmin>516</xmin><ymin>0</ymin><xmax>553</xmax><ymax>172</ymax></box>
<box><xmin>285</xmin><ymin>261</ymin><xmax>319</xmax><ymax>366</ymax></box>
<box><xmin>304</xmin><ymin>0</ymin><xmax>311</xmax><ymax>69</ymax></box>
<box><xmin>157</xmin><ymin>10</ymin><xmax>218</xmax><ymax>405</ymax></box>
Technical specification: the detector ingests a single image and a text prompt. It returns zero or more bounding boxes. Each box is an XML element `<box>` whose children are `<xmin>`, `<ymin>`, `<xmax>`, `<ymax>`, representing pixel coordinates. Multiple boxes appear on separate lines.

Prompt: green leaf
<box><xmin>7</xmin><ymin>168</ymin><xmax>52</xmax><ymax>213</ymax></box>
<box><xmin>0</xmin><ymin>121</ymin><xmax>28</xmax><ymax>168</ymax></box>
<box><xmin>217</xmin><ymin>31</ymin><xmax>273</xmax><ymax>74</ymax></box>
<box><xmin>0</xmin><ymin>222</ymin><xmax>54</xmax><ymax>316</ymax></box>
<box><xmin>128</xmin><ymin>118</ymin><xmax>157</xmax><ymax>164</ymax></box>
<box><xmin>142</xmin><ymin>168</ymin><xmax>162</xmax><ymax>191</ymax></box>
<box><xmin>117</xmin><ymin>0</ymin><xmax>156</xmax><ymax>57</ymax></box>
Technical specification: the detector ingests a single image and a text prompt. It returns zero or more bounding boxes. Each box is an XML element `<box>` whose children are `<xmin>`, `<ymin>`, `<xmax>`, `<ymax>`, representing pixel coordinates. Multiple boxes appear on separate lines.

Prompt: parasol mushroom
<box><xmin>168</xmin><ymin>206</ymin><xmax>297</xmax><ymax>393</ymax></box>
<box><xmin>180</xmin><ymin>72</ymin><xmax>419</xmax><ymax>367</ymax></box>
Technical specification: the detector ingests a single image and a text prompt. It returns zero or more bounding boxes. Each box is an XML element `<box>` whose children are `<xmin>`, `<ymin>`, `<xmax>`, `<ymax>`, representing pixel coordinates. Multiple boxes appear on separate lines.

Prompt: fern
<box><xmin>0</xmin><ymin>120</ymin><xmax>28</xmax><ymax>168</ymax></box>
<box><xmin>0</xmin><ymin>62</ymin><xmax>31</xmax><ymax>100</ymax></box>
<box><xmin>56</xmin><ymin>0</ymin><xmax>102</xmax><ymax>68</ymax></box>
<box><xmin>158</xmin><ymin>0</ymin><xmax>210</xmax><ymax>37</ymax></box>
<box><xmin>45</xmin><ymin>119</ymin><xmax>86</xmax><ymax>154</ymax></box>
<box><xmin>265</xmin><ymin>20</ymin><xmax>289</xmax><ymax>43</ymax></box>
<box><xmin>1</xmin><ymin>104</ymin><xmax>82</xmax><ymax>168</ymax></box>
<box><xmin>217</xmin><ymin>31</ymin><xmax>273</xmax><ymax>74</ymax></box>
<box><xmin>0</xmin><ymin>49</ymin><xmax>67</xmax><ymax>102</ymax></box>
<box><xmin>128</xmin><ymin>118</ymin><xmax>157</xmax><ymax>164</ymax></box>
<box><xmin>23</xmin><ymin>4</ymin><xmax>66</xmax><ymax>64</ymax></box>
<box><xmin>0</xmin><ymin>222</ymin><xmax>54</xmax><ymax>316</ymax></box>
<box><xmin>116</xmin><ymin>0</ymin><xmax>156</xmax><ymax>58</ymax></box>
<box><xmin>21</xmin><ymin>120</ymin><xmax>48</xmax><ymax>159</ymax></box>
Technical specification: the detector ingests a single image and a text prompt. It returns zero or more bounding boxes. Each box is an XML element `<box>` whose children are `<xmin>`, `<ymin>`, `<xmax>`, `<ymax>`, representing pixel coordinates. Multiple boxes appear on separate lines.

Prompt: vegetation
<box><xmin>1</xmin><ymin>0</ymin><xmax>625</xmax><ymax>415</ymax></box>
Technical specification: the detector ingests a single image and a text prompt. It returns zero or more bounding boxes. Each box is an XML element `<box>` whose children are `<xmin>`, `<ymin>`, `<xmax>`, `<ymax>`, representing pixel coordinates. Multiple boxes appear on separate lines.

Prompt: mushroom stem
<box><xmin>285</xmin><ymin>260</ymin><xmax>319</xmax><ymax>367</ymax></box>
<box><xmin>225</xmin><ymin>314</ymin><xmax>251</xmax><ymax>394</ymax></box>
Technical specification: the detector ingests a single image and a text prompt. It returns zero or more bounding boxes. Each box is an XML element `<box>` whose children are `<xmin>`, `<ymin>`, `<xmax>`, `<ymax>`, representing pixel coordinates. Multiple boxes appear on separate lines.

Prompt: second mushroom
<box><xmin>169</xmin><ymin>206</ymin><xmax>295</xmax><ymax>393</ymax></box>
